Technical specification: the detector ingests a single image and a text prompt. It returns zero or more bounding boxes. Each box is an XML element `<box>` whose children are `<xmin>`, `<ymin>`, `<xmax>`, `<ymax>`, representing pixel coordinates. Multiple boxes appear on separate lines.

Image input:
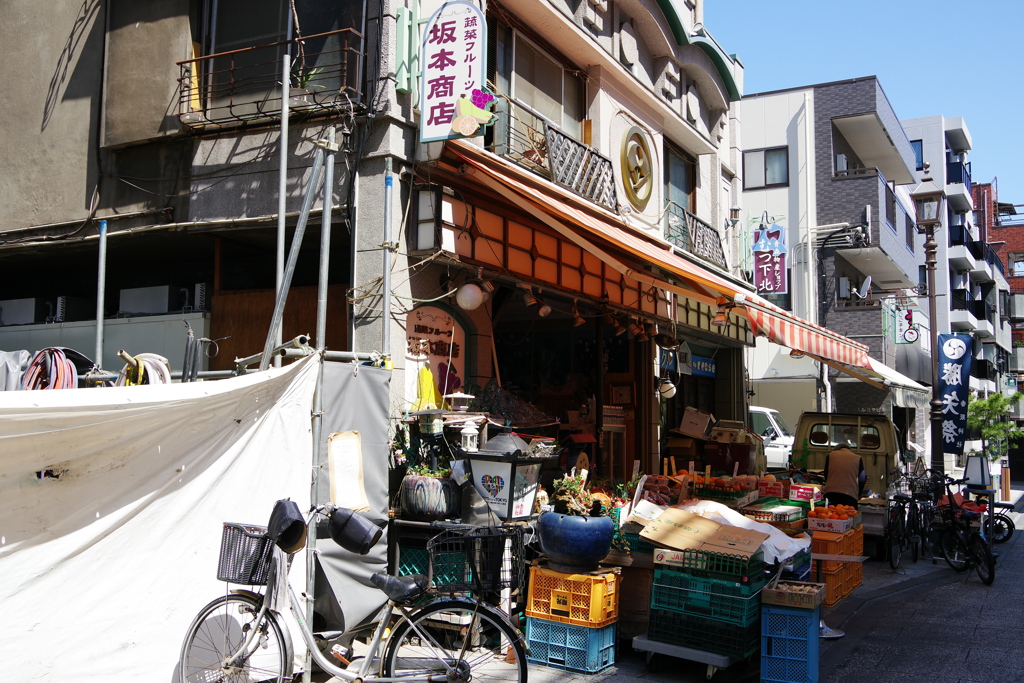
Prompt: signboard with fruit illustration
<box><xmin>420</xmin><ymin>1</ymin><xmax>495</xmax><ymax>142</ymax></box>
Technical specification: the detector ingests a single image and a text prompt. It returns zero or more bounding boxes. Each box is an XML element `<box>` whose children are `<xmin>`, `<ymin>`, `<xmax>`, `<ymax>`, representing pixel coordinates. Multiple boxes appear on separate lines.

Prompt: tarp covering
<box><xmin>0</xmin><ymin>355</ymin><xmax>320</xmax><ymax>682</ymax></box>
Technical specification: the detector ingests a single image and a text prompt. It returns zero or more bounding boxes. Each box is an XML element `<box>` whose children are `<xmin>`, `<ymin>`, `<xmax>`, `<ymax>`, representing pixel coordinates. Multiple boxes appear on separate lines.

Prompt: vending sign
<box><xmin>937</xmin><ymin>333</ymin><xmax>973</xmax><ymax>456</ymax></box>
<box><xmin>896</xmin><ymin>306</ymin><xmax>920</xmax><ymax>344</ymax></box>
<box><xmin>752</xmin><ymin>224</ymin><xmax>789</xmax><ymax>295</ymax></box>
<box><xmin>419</xmin><ymin>1</ymin><xmax>495</xmax><ymax>142</ymax></box>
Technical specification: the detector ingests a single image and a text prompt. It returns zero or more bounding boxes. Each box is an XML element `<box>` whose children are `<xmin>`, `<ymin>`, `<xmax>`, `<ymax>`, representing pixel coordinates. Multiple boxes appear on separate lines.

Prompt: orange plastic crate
<box><xmin>850</xmin><ymin>526</ymin><xmax>864</xmax><ymax>556</ymax></box>
<box><xmin>811</xmin><ymin>529</ymin><xmax>850</xmax><ymax>574</ymax></box>
<box><xmin>526</xmin><ymin>565</ymin><xmax>620</xmax><ymax>628</ymax></box>
<box><xmin>821</xmin><ymin>562</ymin><xmax>861</xmax><ymax>607</ymax></box>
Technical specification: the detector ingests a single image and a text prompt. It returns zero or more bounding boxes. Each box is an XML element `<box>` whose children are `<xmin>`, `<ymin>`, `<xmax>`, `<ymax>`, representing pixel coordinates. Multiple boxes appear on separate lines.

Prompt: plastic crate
<box><xmin>761</xmin><ymin>604</ymin><xmax>820</xmax><ymax>683</ymax></box>
<box><xmin>217</xmin><ymin>523</ymin><xmax>273</xmax><ymax>585</ymax></box>
<box><xmin>621</xmin><ymin>531</ymin><xmax>657</xmax><ymax>555</ymax></box>
<box><xmin>820</xmin><ymin>563</ymin><xmax>859</xmax><ymax>607</ymax></box>
<box><xmin>849</xmin><ymin>525</ymin><xmax>864</xmax><ymax>556</ymax></box>
<box><xmin>524</xmin><ymin>617</ymin><xmax>616</xmax><ymax>674</ymax></box>
<box><xmin>650</xmin><ymin>567</ymin><xmax>765</xmax><ymax>627</ymax></box>
<box><xmin>398</xmin><ymin>546</ymin><xmax>467</xmax><ymax>591</ymax></box>
<box><xmin>525</xmin><ymin>565</ymin><xmax>620</xmax><ymax>628</ymax></box>
<box><xmin>653</xmin><ymin>547</ymin><xmax>769</xmax><ymax>584</ymax></box>
<box><xmin>810</xmin><ymin>529</ymin><xmax>852</xmax><ymax>574</ymax></box>
<box><xmin>647</xmin><ymin>607</ymin><xmax>760</xmax><ymax>659</ymax></box>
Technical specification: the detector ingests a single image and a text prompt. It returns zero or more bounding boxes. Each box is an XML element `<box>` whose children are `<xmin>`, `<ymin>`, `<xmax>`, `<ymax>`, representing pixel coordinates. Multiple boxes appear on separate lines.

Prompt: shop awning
<box><xmin>443</xmin><ymin>139</ymin><xmax>871</xmax><ymax>368</ymax></box>
<box><xmin>816</xmin><ymin>353</ymin><xmax>930</xmax><ymax>409</ymax></box>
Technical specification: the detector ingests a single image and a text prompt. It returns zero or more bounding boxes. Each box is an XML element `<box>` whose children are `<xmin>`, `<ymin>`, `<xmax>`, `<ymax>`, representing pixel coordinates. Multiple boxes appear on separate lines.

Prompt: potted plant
<box><xmin>397</xmin><ymin>430</ymin><xmax>459</xmax><ymax>522</ymax></box>
<box><xmin>536</xmin><ymin>475</ymin><xmax>616</xmax><ymax>572</ymax></box>
<box><xmin>289</xmin><ymin>65</ymin><xmax>323</xmax><ymax>108</ymax></box>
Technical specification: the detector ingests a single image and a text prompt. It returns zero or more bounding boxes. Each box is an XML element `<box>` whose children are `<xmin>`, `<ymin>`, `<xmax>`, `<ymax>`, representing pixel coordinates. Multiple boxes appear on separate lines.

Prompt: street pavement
<box><xmin>530</xmin><ymin>485</ymin><xmax>1024</xmax><ymax>683</ymax></box>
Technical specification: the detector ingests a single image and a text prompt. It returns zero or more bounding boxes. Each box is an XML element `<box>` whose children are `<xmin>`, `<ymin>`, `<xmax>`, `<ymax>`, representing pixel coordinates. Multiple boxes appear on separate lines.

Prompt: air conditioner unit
<box><xmin>118</xmin><ymin>285</ymin><xmax>175</xmax><ymax>315</ymax></box>
<box><xmin>0</xmin><ymin>298</ymin><xmax>48</xmax><ymax>325</ymax></box>
<box><xmin>55</xmin><ymin>296</ymin><xmax>93</xmax><ymax>322</ymax></box>
<box><xmin>838</xmin><ymin>277</ymin><xmax>851</xmax><ymax>299</ymax></box>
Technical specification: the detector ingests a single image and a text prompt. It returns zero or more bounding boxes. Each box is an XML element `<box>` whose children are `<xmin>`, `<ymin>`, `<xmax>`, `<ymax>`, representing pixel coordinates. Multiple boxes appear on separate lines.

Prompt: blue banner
<box><xmin>937</xmin><ymin>333</ymin><xmax>973</xmax><ymax>456</ymax></box>
<box><xmin>691</xmin><ymin>355</ymin><xmax>717</xmax><ymax>378</ymax></box>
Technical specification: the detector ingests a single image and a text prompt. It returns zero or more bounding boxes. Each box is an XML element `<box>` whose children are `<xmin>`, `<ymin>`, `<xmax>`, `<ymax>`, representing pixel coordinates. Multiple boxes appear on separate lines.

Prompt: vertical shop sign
<box><xmin>419</xmin><ymin>1</ymin><xmax>494</xmax><ymax>142</ymax></box>
<box><xmin>405</xmin><ymin>306</ymin><xmax>466</xmax><ymax>408</ymax></box>
<box><xmin>752</xmin><ymin>223</ymin><xmax>788</xmax><ymax>295</ymax></box>
<box><xmin>895</xmin><ymin>306</ymin><xmax>920</xmax><ymax>344</ymax></box>
<box><xmin>937</xmin><ymin>333</ymin><xmax>973</xmax><ymax>456</ymax></box>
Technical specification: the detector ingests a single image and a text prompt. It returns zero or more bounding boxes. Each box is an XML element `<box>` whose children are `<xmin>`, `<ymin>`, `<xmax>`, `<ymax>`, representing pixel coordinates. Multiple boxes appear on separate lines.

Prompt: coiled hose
<box><xmin>20</xmin><ymin>348</ymin><xmax>79</xmax><ymax>390</ymax></box>
<box><xmin>114</xmin><ymin>352</ymin><xmax>172</xmax><ymax>386</ymax></box>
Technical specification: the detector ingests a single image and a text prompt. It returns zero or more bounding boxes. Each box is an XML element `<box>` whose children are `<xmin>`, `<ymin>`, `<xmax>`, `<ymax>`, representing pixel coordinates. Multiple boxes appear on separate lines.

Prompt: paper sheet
<box><xmin>328</xmin><ymin>431</ymin><xmax>371</xmax><ymax>511</ymax></box>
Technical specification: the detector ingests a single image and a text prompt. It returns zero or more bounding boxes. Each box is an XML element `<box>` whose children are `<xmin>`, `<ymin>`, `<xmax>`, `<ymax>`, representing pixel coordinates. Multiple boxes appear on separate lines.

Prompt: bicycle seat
<box><xmin>966</xmin><ymin>488</ymin><xmax>997</xmax><ymax>498</ymax></box>
<box><xmin>893</xmin><ymin>493</ymin><xmax>912</xmax><ymax>504</ymax></box>
<box><xmin>370</xmin><ymin>572</ymin><xmax>429</xmax><ymax>604</ymax></box>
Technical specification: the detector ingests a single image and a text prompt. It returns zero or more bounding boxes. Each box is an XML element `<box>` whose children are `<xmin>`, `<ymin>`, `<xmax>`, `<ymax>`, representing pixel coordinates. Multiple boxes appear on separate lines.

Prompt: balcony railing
<box><xmin>985</xmin><ymin>243</ymin><xmax>1006</xmax><ymax>276</ymax></box>
<box><xmin>490</xmin><ymin>99</ymin><xmax>617</xmax><ymax>212</ymax></box>
<box><xmin>665</xmin><ymin>204</ymin><xmax>729</xmax><ymax>271</ymax></box>
<box><xmin>177</xmin><ymin>29</ymin><xmax>364</xmax><ymax>129</ymax></box>
<box><xmin>951</xmin><ymin>289</ymin><xmax>970</xmax><ymax>311</ymax></box>
<box><xmin>970</xmin><ymin>299</ymin><xmax>995</xmax><ymax>324</ymax></box>
<box><xmin>947</xmin><ymin>159</ymin><xmax>972</xmax><ymax>190</ymax></box>
<box><xmin>972</xmin><ymin>359</ymin><xmax>997</xmax><ymax>381</ymax></box>
<box><xmin>949</xmin><ymin>225</ymin><xmax>985</xmax><ymax>259</ymax></box>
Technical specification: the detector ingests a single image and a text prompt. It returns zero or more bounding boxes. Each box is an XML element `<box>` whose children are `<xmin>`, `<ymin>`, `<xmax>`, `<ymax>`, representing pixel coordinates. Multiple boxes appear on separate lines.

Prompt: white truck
<box><xmin>748</xmin><ymin>406</ymin><xmax>795</xmax><ymax>469</ymax></box>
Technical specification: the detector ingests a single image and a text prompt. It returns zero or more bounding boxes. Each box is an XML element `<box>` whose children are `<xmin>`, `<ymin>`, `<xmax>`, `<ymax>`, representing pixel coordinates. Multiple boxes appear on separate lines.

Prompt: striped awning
<box><xmin>443</xmin><ymin>139</ymin><xmax>871</xmax><ymax>369</ymax></box>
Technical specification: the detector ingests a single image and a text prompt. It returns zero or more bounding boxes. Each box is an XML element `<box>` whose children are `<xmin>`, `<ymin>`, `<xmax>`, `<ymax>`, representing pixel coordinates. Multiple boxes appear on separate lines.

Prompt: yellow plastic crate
<box><xmin>526</xmin><ymin>564</ymin><xmax>620</xmax><ymax>628</ymax></box>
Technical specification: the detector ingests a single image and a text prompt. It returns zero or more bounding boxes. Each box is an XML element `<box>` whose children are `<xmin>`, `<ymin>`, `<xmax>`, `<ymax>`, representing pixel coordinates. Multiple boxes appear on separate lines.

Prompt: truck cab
<box><xmin>748</xmin><ymin>406</ymin><xmax>795</xmax><ymax>469</ymax></box>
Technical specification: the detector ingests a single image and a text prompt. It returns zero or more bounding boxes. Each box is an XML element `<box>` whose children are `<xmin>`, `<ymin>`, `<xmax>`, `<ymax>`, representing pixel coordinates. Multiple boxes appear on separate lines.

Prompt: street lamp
<box><xmin>910</xmin><ymin>162</ymin><xmax>946</xmax><ymax>472</ymax></box>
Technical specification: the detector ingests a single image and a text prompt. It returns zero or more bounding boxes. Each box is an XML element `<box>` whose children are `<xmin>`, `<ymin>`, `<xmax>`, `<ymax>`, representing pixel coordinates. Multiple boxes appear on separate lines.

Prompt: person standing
<box><xmin>823</xmin><ymin>440</ymin><xmax>866</xmax><ymax>509</ymax></box>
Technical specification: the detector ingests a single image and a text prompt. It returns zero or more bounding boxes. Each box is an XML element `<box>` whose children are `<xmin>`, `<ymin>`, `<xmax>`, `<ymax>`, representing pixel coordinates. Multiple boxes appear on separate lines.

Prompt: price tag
<box><xmin>732</xmin><ymin>461</ymin><xmax>740</xmax><ymax>477</ymax></box>
<box><xmin>689</xmin><ymin>461</ymin><xmax>695</xmax><ymax>477</ymax></box>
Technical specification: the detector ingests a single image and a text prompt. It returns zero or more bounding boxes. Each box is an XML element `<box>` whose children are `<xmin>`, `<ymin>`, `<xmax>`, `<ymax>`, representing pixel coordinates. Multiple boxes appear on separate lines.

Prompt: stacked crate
<box><xmin>809</xmin><ymin>526</ymin><xmax>863</xmax><ymax>606</ymax></box>
<box><xmin>761</xmin><ymin>604</ymin><xmax>821</xmax><ymax>683</ymax></box>
<box><xmin>646</xmin><ymin>550</ymin><xmax>770</xmax><ymax>660</ymax></box>
<box><xmin>524</xmin><ymin>564</ymin><xmax>620</xmax><ymax>674</ymax></box>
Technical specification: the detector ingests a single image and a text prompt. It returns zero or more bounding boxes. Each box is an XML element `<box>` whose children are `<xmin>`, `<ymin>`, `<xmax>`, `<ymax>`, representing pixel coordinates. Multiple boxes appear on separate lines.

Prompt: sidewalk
<box><xmin>529</xmin><ymin>485</ymin><xmax>1024</xmax><ymax>683</ymax></box>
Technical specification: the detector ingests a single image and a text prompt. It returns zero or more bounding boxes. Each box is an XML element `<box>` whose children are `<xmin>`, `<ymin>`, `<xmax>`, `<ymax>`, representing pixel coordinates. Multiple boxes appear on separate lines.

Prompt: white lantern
<box><xmin>460</xmin><ymin>423</ymin><xmax>480</xmax><ymax>452</ymax></box>
<box><xmin>455</xmin><ymin>282</ymin><xmax>484</xmax><ymax>310</ymax></box>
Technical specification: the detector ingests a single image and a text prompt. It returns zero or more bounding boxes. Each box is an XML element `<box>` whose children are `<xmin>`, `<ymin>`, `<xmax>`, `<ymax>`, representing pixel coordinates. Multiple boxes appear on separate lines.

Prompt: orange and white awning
<box><xmin>443</xmin><ymin>139</ymin><xmax>871</xmax><ymax>369</ymax></box>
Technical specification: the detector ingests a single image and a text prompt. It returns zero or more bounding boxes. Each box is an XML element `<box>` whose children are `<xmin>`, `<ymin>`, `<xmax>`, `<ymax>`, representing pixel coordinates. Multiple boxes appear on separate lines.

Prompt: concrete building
<box><xmin>739</xmin><ymin>77</ymin><xmax>930</xmax><ymax>452</ymax></box>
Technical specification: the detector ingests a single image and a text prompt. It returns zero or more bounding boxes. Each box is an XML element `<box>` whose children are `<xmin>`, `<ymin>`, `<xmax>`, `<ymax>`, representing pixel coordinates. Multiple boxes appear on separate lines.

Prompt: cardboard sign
<box><xmin>700</xmin><ymin>526</ymin><xmax>770</xmax><ymax>558</ymax></box>
<box><xmin>628</xmin><ymin>499</ymin><xmax>667</xmax><ymax>524</ymax></box>
<box><xmin>639</xmin><ymin>509</ymin><xmax>721</xmax><ymax>551</ymax></box>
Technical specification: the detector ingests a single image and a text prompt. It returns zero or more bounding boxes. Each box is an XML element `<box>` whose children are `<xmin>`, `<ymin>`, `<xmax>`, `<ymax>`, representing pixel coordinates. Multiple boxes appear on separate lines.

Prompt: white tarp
<box><xmin>0</xmin><ymin>354</ymin><xmax>320</xmax><ymax>682</ymax></box>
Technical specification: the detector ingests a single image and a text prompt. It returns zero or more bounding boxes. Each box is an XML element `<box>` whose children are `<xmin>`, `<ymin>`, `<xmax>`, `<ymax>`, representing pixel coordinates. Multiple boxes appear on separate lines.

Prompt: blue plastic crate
<box><xmin>525</xmin><ymin>617</ymin><xmax>616</xmax><ymax>674</ymax></box>
<box><xmin>761</xmin><ymin>604</ymin><xmax>820</xmax><ymax>683</ymax></box>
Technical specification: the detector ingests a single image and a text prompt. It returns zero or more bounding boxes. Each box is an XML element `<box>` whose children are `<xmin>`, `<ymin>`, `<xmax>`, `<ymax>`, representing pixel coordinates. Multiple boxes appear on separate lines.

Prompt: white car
<box><xmin>749</xmin><ymin>406</ymin><xmax>795</xmax><ymax>469</ymax></box>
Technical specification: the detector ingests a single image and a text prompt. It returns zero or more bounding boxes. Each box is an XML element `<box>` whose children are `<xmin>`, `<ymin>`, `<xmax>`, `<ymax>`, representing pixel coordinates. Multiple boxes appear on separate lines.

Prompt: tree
<box><xmin>966</xmin><ymin>392</ymin><xmax>1024</xmax><ymax>462</ymax></box>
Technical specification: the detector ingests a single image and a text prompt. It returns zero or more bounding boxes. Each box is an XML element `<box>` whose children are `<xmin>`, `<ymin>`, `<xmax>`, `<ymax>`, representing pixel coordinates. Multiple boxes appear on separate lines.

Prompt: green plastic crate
<box><xmin>651</xmin><ymin>567</ymin><xmax>766</xmax><ymax>627</ymax></box>
<box><xmin>648</xmin><ymin>607</ymin><xmax>760</xmax><ymax>659</ymax></box>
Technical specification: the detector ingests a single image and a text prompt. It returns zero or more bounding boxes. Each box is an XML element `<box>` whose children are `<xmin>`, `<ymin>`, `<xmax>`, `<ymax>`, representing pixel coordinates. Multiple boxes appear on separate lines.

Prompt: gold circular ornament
<box><xmin>620</xmin><ymin>127</ymin><xmax>653</xmax><ymax>211</ymax></box>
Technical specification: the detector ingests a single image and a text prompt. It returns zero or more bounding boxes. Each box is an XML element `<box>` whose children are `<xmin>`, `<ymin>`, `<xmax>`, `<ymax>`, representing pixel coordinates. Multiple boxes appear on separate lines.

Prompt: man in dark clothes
<box><xmin>823</xmin><ymin>439</ymin><xmax>866</xmax><ymax>509</ymax></box>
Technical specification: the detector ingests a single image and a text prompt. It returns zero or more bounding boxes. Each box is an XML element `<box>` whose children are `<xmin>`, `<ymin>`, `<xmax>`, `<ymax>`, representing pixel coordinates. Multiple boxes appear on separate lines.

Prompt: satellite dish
<box><xmin>853</xmin><ymin>275</ymin><xmax>872</xmax><ymax>299</ymax></box>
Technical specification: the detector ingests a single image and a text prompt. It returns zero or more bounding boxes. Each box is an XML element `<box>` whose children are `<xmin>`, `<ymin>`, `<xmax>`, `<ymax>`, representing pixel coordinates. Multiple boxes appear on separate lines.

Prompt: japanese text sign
<box><xmin>752</xmin><ymin>223</ymin><xmax>789</xmax><ymax>295</ymax></box>
<box><xmin>937</xmin><ymin>333</ymin><xmax>973</xmax><ymax>456</ymax></box>
<box><xmin>419</xmin><ymin>1</ymin><xmax>494</xmax><ymax>142</ymax></box>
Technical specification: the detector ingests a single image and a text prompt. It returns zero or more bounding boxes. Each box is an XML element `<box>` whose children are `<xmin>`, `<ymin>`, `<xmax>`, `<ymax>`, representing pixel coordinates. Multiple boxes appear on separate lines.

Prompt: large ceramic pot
<box><xmin>400</xmin><ymin>474</ymin><xmax>459</xmax><ymax>521</ymax></box>
<box><xmin>536</xmin><ymin>511</ymin><xmax>615</xmax><ymax>572</ymax></box>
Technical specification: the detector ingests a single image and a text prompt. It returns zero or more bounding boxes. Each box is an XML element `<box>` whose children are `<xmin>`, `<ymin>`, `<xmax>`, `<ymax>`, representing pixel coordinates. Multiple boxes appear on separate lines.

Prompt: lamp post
<box><xmin>911</xmin><ymin>163</ymin><xmax>947</xmax><ymax>472</ymax></box>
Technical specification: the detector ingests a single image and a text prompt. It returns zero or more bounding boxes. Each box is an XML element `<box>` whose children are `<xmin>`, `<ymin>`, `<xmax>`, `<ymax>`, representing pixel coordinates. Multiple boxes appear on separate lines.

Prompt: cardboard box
<box><xmin>758</xmin><ymin>480</ymin><xmax>792</xmax><ymax>498</ymax></box>
<box><xmin>701</xmin><ymin>525</ymin><xmax>770</xmax><ymax>558</ymax></box>
<box><xmin>676</xmin><ymin>407</ymin><xmax>715</xmax><ymax>439</ymax></box>
<box><xmin>666</xmin><ymin>437</ymin><xmax>699</xmax><ymax>458</ymax></box>
<box><xmin>639</xmin><ymin>509</ymin><xmax>721</xmax><ymax>550</ymax></box>
<box><xmin>760</xmin><ymin>581</ymin><xmax>826</xmax><ymax>609</ymax></box>
<box><xmin>805</xmin><ymin>511</ymin><xmax>861</xmax><ymax>533</ymax></box>
<box><xmin>789</xmin><ymin>483</ymin><xmax>823</xmax><ymax>502</ymax></box>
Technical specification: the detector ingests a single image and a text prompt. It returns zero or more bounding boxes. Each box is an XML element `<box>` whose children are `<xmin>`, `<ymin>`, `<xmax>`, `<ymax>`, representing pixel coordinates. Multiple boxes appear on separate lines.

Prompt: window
<box><xmin>1011</xmin><ymin>253</ymin><xmax>1024</xmax><ymax>277</ymax></box>
<box><xmin>510</xmin><ymin>34</ymin><xmax>583</xmax><ymax>138</ymax></box>
<box><xmin>665</xmin><ymin>145</ymin><xmax>695</xmax><ymax>214</ymax></box>
<box><xmin>743</xmin><ymin>147</ymin><xmax>788</xmax><ymax>189</ymax></box>
<box><xmin>911</xmin><ymin>140</ymin><xmax>924</xmax><ymax>171</ymax></box>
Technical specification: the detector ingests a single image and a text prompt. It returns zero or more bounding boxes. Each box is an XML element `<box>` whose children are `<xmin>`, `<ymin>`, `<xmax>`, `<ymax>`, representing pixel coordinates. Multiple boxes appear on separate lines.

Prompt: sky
<box><xmin>704</xmin><ymin>1</ymin><xmax>1024</xmax><ymax>206</ymax></box>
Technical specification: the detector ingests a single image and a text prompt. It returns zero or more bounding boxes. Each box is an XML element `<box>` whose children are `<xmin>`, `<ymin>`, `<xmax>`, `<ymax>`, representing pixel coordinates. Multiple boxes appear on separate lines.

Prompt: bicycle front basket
<box><xmin>217</xmin><ymin>522</ymin><xmax>273</xmax><ymax>585</ymax></box>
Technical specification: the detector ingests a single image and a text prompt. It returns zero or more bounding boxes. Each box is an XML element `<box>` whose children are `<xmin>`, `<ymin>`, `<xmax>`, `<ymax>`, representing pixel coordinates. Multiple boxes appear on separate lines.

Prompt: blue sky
<box><xmin>705</xmin><ymin>1</ymin><xmax>1024</xmax><ymax>208</ymax></box>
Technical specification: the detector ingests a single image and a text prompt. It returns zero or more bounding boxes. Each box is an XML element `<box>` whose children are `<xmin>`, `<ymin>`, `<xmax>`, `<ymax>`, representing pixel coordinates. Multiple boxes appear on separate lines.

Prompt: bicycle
<box><xmin>884</xmin><ymin>489</ymin><xmax>910</xmax><ymax>571</ymax></box>
<box><xmin>177</xmin><ymin>502</ymin><xmax>528</xmax><ymax>683</ymax></box>
<box><xmin>931</xmin><ymin>473</ymin><xmax>996</xmax><ymax>585</ymax></box>
<box><xmin>965</xmin><ymin>490</ymin><xmax>1016</xmax><ymax>544</ymax></box>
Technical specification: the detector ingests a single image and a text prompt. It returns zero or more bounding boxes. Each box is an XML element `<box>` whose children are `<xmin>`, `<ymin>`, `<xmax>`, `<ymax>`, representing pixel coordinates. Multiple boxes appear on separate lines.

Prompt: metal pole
<box><xmin>259</xmin><ymin>148</ymin><xmax>325</xmax><ymax>371</ymax></box>
<box><xmin>316</xmin><ymin>128</ymin><xmax>336</xmax><ymax>349</ymax></box>
<box><xmin>382</xmin><ymin>157</ymin><xmax>394</xmax><ymax>354</ymax></box>
<box><xmin>926</xmin><ymin>224</ymin><xmax>944</xmax><ymax>472</ymax></box>
<box><xmin>94</xmin><ymin>220</ymin><xmax>107</xmax><ymax>369</ymax></box>
<box><xmin>276</xmin><ymin>52</ymin><xmax>291</xmax><ymax>368</ymax></box>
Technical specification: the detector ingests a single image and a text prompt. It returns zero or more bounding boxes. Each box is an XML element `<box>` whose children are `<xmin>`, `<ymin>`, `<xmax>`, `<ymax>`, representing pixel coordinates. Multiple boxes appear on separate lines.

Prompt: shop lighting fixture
<box><xmin>523</xmin><ymin>290</ymin><xmax>538</xmax><ymax>307</ymax></box>
<box><xmin>636</xmin><ymin>325</ymin><xmax>650</xmax><ymax>342</ymax></box>
<box><xmin>571</xmin><ymin>301</ymin><xmax>586</xmax><ymax>327</ymax></box>
<box><xmin>537</xmin><ymin>300</ymin><xmax>552</xmax><ymax>317</ymax></box>
<box><xmin>613</xmin><ymin>318</ymin><xmax>627</xmax><ymax>335</ymax></box>
<box><xmin>712</xmin><ymin>297</ymin><xmax>732</xmax><ymax>327</ymax></box>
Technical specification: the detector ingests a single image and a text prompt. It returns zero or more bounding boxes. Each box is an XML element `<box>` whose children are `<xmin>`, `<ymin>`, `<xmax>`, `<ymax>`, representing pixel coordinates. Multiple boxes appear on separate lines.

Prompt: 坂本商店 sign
<box><xmin>419</xmin><ymin>1</ymin><xmax>495</xmax><ymax>142</ymax></box>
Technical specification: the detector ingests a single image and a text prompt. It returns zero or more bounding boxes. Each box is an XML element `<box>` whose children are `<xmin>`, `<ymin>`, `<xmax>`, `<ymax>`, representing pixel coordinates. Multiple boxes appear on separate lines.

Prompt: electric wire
<box><xmin>20</xmin><ymin>348</ymin><xmax>78</xmax><ymax>390</ymax></box>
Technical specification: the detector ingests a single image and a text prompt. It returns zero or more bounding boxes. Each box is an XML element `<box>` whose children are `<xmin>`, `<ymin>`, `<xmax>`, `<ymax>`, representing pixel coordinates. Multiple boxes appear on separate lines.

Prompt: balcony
<box><xmin>665</xmin><ymin>205</ymin><xmax>729</xmax><ymax>271</ymax></box>
<box><xmin>988</xmin><ymin>244</ymin><xmax>1007</xmax><ymax>278</ymax></box>
<box><xmin>948</xmin><ymin>225</ymin><xmax>977</xmax><ymax>270</ymax></box>
<box><xmin>946</xmin><ymin>160</ymin><xmax>973</xmax><ymax>212</ymax></box>
<box><xmin>949</xmin><ymin>288</ymin><xmax>977</xmax><ymax>331</ymax></box>
<box><xmin>491</xmin><ymin>100</ymin><xmax>618</xmax><ymax>213</ymax></box>
<box><xmin>970</xmin><ymin>299</ymin><xmax>995</xmax><ymax>337</ymax></box>
<box><xmin>1011</xmin><ymin>293</ymin><xmax>1024</xmax><ymax>322</ymax></box>
<box><xmin>972</xmin><ymin>358</ymin><xmax>998</xmax><ymax>382</ymax></box>
<box><xmin>176</xmin><ymin>30</ymin><xmax>365</xmax><ymax>130</ymax></box>
<box><xmin>1011</xmin><ymin>347</ymin><xmax>1024</xmax><ymax>373</ymax></box>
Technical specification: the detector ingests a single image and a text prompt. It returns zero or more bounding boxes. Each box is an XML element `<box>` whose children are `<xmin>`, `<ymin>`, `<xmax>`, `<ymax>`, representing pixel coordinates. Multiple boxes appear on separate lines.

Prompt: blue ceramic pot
<box><xmin>536</xmin><ymin>511</ymin><xmax>615</xmax><ymax>572</ymax></box>
<box><xmin>400</xmin><ymin>474</ymin><xmax>458</xmax><ymax>521</ymax></box>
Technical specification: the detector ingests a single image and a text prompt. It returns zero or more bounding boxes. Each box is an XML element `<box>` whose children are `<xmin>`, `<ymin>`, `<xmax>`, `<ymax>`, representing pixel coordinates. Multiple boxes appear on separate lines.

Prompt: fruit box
<box><xmin>789</xmin><ymin>483</ymin><xmax>823</xmax><ymax>503</ymax></box>
<box><xmin>760</xmin><ymin>581</ymin><xmax>826</xmax><ymax>609</ymax></box>
<box><xmin>758</xmin><ymin>480</ymin><xmax>791</xmax><ymax>498</ymax></box>
<box><xmin>806</xmin><ymin>512</ymin><xmax>861</xmax><ymax>533</ymax></box>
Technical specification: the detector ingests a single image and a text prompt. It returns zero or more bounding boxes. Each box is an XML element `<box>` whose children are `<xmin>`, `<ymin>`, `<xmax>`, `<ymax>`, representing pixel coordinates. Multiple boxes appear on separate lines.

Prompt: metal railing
<box><xmin>951</xmin><ymin>289</ymin><xmax>970</xmax><ymax>311</ymax></box>
<box><xmin>985</xmin><ymin>243</ymin><xmax>1006</xmax><ymax>276</ymax></box>
<box><xmin>665</xmin><ymin>204</ymin><xmax>729</xmax><ymax>271</ymax></box>
<box><xmin>490</xmin><ymin>99</ymin><xmax>617</xmax><ymax>212</ymax></box>
<box><xmin>176</xmin><ymin>29</ymin><xmax>364</xmax><ymax>129</ymax></box>
<box><xmin>970</xmin><ymin>300</ymin><xmax>996</xmax><ymax>324</ymax></box>
<box><xmin>947</xmin><ymin>159</ymin><xmax>972</xmax><ymax>190</ymax></box>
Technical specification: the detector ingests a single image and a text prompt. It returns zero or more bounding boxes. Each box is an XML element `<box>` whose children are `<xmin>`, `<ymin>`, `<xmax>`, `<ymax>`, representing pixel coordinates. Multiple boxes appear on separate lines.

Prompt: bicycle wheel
<box><xmin>985</xmin><ymin>513</ymin><xmax>1014</xmax><ymax>544</ymax></box>
<box><xmin>887</xmin><ymin>505</ymin><xmax>905</xmax><ymax>571</ymax></box>
<box><xmin>179</xmin><ymin>593</ymin><xmax>292</xmax><ymax>683</ymax></box>
<box><xmin>970</xmin><ymin>533</ymin><xmax>996</xmax><ymax>585</ymax></box>
<box><xmin>383</xmin><ymin>598</ymin><xmax>526</xmax><ymax>683</ymax></box>
<box><xmin>939</xmin><ymin>527</ymin><xmax>970</xmax><ymax>573</ymax></box>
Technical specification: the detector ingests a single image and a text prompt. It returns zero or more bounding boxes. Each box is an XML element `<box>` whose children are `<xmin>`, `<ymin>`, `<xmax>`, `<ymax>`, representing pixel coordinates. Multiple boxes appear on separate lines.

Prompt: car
<box><xmin>748</xmin><ymin>406</ymin><xmax>795</xmax><ymax>469</ymax></box>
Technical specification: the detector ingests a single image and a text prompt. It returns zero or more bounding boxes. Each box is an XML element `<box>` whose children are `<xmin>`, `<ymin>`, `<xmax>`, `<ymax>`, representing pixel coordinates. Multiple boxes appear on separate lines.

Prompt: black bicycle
<box><xmin>931</xmin><ymin>473</ymin><xmax>996</xmax><ymax>585</ymax></box>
